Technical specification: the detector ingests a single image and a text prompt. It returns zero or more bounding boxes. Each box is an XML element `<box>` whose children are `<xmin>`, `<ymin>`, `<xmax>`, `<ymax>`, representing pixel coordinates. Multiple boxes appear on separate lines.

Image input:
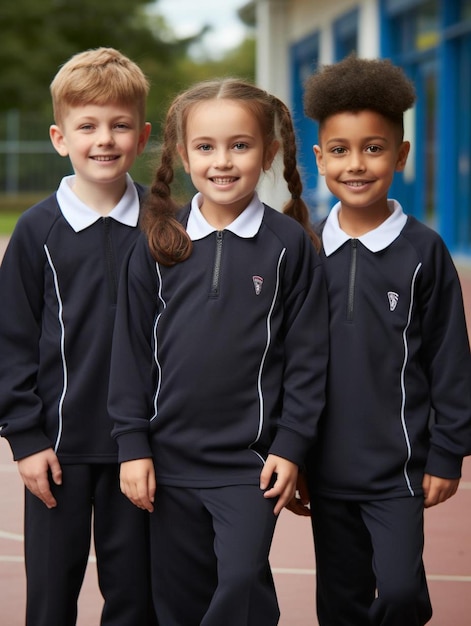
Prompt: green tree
<box><xmin>0</xmin><ymin>0</ymin><xmax>255</xmax><ymax>190</ymax></box>
<box><xmin>0</xmin><ymin>0</ymin><xmax>204</xmax><ymax>114</ymax></box>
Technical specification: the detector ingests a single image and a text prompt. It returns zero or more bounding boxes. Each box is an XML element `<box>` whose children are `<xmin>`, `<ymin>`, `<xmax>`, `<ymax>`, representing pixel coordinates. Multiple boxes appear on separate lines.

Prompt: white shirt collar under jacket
<box><xmin>186</xmin><ymin>192</ymin><xmax>265</xmax><ymax>241</ymax></box>
<box><xmin>56</xmin><ymin>173</ymin><xmax>140</xmax><ymax>232</ymax></box>
<box><xmin>322</xmin><ymin>199</ymin><xmax>408</xmax><ymax>256</ymax></box>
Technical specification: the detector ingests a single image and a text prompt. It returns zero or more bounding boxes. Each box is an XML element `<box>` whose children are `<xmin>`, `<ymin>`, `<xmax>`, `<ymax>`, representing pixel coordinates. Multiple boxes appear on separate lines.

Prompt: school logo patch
<box><xmin>388</xmin><ymin>291</ymin><xmax>399</xmax><ymax>311</ymax></box>
<box><xmin>252</xmin><ymin>275</ymin><xmax>263</xmax><ymax>295</ymax></box>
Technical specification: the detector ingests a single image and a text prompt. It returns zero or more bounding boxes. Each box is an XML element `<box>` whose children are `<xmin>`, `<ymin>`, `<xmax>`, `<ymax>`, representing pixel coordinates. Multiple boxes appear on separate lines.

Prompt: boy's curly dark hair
<box><xmin>304</xmin><ymin>54</ymin><xmax>416</xmax><ymax>127</ymax></box>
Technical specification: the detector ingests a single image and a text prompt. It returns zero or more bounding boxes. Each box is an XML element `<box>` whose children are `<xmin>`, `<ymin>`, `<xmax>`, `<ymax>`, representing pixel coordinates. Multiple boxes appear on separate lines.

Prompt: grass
<box><xmin>0</xmin><ymin>212</ymin><xmax>20</xmax><ymax>235</ymax></box>
<box><xmin>0</xmin><ymin>193</ymin><xmax>46</xmax><ymax>236</ymax></box>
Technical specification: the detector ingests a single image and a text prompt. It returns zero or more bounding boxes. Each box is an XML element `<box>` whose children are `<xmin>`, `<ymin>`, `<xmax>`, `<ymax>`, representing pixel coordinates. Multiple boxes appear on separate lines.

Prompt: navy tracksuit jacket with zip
<box><xmin>109</xmin><ymin>197</ymin><xmax>329</xmax><ymax>486</ymax></box>
<box><xmin>0</xmin><ymin>177</ymin><xmax>157</xmax><ymax>626</ymax></box>
<box><xmin>306</xmin><ymin>199</ymin><xmax>471</xmax><ymax>626</ymax></box>
<box><xmin>108</xmin><ymin>194</ymin><xmax>329</xmax><ymax>626</ymax></box>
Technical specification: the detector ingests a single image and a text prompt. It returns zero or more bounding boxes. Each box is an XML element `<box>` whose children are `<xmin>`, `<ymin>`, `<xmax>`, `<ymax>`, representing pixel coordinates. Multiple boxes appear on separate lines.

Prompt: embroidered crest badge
<box><xmin>252</xmin><ymin>275</ymin><xmax>263</xmax><ymax>295</ymax></box>
<box><xmin>387</xmin><ymin>291</ymin><xmax>399</xmax><ymax>311</ymax></box>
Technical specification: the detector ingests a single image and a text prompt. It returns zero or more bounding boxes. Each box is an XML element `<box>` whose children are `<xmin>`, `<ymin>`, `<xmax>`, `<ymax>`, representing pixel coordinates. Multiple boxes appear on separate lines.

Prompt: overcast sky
<box><xmin>156</xmin><ymin>0</ymin><xmax>248</xmax><ymax>57</ymax></box>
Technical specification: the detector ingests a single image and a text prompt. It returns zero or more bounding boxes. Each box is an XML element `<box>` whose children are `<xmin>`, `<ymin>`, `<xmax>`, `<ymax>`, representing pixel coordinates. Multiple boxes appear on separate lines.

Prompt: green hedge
<box><xmin>0</xmin><ymin>193</ymin><xmax>46</xmax><ymax>213</ymax></box>
<box><xmin>0</xmin><ymin>194</ymin><xmax>47</xmax><ymax>234</ymax></box>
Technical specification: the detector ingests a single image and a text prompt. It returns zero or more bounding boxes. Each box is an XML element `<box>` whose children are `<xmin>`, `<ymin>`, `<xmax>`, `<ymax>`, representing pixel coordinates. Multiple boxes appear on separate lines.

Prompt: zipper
<box><xmin>347</xmin><ymin>239</ymin><xmax>357</xmax><ymax>322</ymax></box>
<box><xmin>210</xmin><ymin>231</ymin><xmax>224</xmax><ymax>297</ymax></box>
<box><xmin>103</xmin><ymin>217</ymin><xmax>118</xmax><ymax>304</ymax></box>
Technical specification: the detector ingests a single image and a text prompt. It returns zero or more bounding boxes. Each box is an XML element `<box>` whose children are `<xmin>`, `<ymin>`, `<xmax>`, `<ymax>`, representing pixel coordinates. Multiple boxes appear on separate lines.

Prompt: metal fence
<box><xmin>0</xmin><ymin>110</ymin><xmax>73</xmax><ymax>194</ymax></box>
<box><xmin>0</xmin><ymin>110</ymin><xmax>160</xmax><ymax>195</ymax></box>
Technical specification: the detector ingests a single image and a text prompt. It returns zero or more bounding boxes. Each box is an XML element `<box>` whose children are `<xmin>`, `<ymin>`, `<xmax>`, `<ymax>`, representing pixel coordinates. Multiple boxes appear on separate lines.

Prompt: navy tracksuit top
<box><xmin>308</xmin><ymin>200</ymin><xmax>471</xmax><ymax>500</ymax></box>
<box><xmin>0</xmin><ymin>181</ymin><xmax>146</xmax><ymax>463</ymax></box>
<box><xmin>108</xmin><ymin>200</ymin><xmax>329</xmax><ymax>488</ymax></box>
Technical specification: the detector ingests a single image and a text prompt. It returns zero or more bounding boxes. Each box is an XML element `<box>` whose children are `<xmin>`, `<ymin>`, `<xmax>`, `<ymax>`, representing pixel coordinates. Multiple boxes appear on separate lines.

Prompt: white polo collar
<box><xmin>186</xmin><ymin>192</ymin><xmax>264</xmax><ymax>241</ymax></box>
<box><xmin>56</xmin><ymin>174</ymin><xmax>140</xmax><ymax>232</ymax></box>
<box><xmin>323</xmin><ymin>199</ymin><xmax>407</xmax><ymax>256</ymax></box>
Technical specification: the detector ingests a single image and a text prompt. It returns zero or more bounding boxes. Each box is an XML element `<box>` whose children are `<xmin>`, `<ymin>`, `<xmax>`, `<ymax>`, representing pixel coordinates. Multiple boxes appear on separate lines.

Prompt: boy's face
<box><xmin>314</xmin><ymin>110</ymin><xmax>410</xmax><ymax>217</ymax></box>
<box><xmin>50</xmin><ymin>103</ymin><xmax>151</xmax><ymax>195</ymax></box>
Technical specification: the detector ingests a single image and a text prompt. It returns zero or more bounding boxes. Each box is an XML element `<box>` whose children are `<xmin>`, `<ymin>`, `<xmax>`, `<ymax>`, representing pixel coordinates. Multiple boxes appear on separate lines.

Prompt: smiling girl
<box><xmin>107</xmin><ymin>78</ymin><xmax>329</xmax><ymax>625</ymax></box>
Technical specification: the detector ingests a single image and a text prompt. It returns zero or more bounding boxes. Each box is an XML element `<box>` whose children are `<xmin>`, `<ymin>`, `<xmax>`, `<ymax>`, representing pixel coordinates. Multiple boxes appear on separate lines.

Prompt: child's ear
<box><xmin>313</xmin><ymin>145</ymin><xmax>325</xmax><ymax>175</ymax></box>
<box><xmin>177</xmin><ymin>144</ymin><xmax>191</xmax><ymax>173</ymax></box>
<box><xmin>137</xmin><ymin>122</ymin><xmax>152</xmax><ymax>156</ymax></box>
<box><xmin>263</xmin><ymin>140</ymin><xmax>280</xmax><ymax>171</ymax></box>
<box><xmin>49</xmin><ymin>125</ymin><xmax>69</xmax><ymax>157</ymax></box>
<box><xmin>395</xmin><ymin>141</ymin><xmax>411</xmax><ymax>172</ymax></box>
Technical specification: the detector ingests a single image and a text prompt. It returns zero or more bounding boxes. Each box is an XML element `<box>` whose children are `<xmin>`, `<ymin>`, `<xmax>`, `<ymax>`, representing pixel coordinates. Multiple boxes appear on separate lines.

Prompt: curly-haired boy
<box><xmin>289</xmin><ymin>54</ymin><xmax>471</xmax><ymax>626</ymax></box>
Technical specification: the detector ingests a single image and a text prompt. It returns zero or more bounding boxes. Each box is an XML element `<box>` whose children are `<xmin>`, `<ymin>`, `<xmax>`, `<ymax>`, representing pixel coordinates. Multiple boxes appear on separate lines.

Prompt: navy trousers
<box><xmin>24</xmin><ymin>463</ymin><xmax>157</xmax><ymax>626</ymax></box>
<box><xmin>309</xmin><ymin>495</ymin><xmax>433</xmax><ymax>626</ymax></box>
<box><xmin>150</xmin><ymin>484</ymin><xmax>280</xmax><ymax>626</ymax></box>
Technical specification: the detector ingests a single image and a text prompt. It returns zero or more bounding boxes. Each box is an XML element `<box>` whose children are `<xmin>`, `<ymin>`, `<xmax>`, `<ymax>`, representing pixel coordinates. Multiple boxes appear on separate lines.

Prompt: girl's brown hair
<box><xmin>142</xmin><ymin>78</ymin><xmax>318</xmax><ymax>266</ymax></box>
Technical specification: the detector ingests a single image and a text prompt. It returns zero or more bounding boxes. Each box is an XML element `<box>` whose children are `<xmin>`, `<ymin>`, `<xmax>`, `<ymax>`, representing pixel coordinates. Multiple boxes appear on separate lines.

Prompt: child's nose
<box><xmin>97</xmin><ymin>128</ymin><xmax>114</xmax><ymax>146</ymax></box>
<box><xmin>214</xmin><ymin>150</ymin><xmax>232</xmax><ymax>169</ymax></box>
<box><xmin>347</xmin><ymin>151</ymin><xmax>366</xmax><ymax>172</ymax></box>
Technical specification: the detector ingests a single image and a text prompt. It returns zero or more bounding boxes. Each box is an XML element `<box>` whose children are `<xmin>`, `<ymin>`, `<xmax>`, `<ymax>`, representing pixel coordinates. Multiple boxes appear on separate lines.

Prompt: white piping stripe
<box><xmin>253</xmin><ymin>248</ymin><xmax>286</xmax><ymax>445</ymax></box>
<box><xmin>399</xmin><ymin>262</ymin><xmax>422</xmax><ymax>496</ymax></box>
<box><xmin>151</xmin><ymin>263</ymin><xmax>166</xmax><ymax>422</ymax></box>
<box><xmin>44</xmin><ymin>245</ymin><xmax>67</xmax><ymax>453</ymax></box>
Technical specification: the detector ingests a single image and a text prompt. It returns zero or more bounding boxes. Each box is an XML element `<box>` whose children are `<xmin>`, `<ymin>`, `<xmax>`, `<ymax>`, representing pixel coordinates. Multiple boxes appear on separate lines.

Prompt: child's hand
<box><xmin>18</xmin><ymin>448</ymin><xmax>62</xmax><ymax>509</ymax></box>
<box><xmin>260</xmin><ymin>454</ymin><xmax>298</xmax><ymax>516</ymax></box>
<box><xmin>120</xmin><ymin>458</ymin><xmax>156</xmax><ymax>512</ymax></box>
<box><xmin>285</xmin><ymin>471</ymin><xmax>311</xmax><ymax>517</ymax></box>
<box><xmin>422</xmin><ymin>473</ymin><xmax>460</xmax><ymax>508</ymax></box>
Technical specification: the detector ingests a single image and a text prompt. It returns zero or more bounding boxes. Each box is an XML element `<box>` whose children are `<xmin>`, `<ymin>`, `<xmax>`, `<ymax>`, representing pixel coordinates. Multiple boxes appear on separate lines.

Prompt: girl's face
<box><xmin>178</xmin><ymin>99</ymin><xmax>278</xmax><ymax>228</ymax></box>
<box><xmin>314</xmin><ymin>110</ymin><xmax>410</xmax><ymax>218</ymax></box>
<box><xmin>50</xmin><ymin>103</ymin><xmax>150</xmax><ymax>206</ymax></box>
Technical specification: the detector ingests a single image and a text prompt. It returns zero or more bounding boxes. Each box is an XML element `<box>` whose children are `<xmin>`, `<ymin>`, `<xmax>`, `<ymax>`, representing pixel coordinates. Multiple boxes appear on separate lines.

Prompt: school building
<box><xmin>254</xmin><ymin>0</ymin><xmax>471</xmax><ymax>257</ymax></box>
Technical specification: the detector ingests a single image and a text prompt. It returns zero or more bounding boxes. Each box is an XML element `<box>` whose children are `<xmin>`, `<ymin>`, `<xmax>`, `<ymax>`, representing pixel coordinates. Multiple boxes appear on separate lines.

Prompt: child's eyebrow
<box><xmin>189</xmin><ymin>134</ymin><xmax>255</xmax><ymax>144</ymax></box>
<box><xmin>325</xmin><ymin>135</ymin><xmax>390</xmax><ymax>145</ymax></box>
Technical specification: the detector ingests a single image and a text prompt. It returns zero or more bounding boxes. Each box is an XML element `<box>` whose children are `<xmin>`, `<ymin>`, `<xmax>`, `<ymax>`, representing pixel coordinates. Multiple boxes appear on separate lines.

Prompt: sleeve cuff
<box><xmin>115</xmin><ymin>431</ymin><xmax>153</xmax><ymax>463</ymax></box>
<box><xmin>424</xmin><ymin>445</ymin><xmax>463</xmax><ymax>479</ymax></box>
<box><xmin>268</xmin><ymin>428</ymin><xmax>310</xmax><ymax>467</ymax></box>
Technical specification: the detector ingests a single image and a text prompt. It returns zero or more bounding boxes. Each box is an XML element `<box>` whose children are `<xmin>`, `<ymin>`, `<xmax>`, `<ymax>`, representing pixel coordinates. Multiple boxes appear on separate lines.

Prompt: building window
<box><xmin>333</xmin><ymin>9</ymin><xmax>359</xmax><ymax>60</ymax></box>
<box><xmin>387</xmin><ymin>0</ymin><xmax>439</xmax><ymax>55</ymax></box>
<box><xmin>290</xmin><ymin>33</ymin><xmax>320</xmax><ymax>216</ymax></box>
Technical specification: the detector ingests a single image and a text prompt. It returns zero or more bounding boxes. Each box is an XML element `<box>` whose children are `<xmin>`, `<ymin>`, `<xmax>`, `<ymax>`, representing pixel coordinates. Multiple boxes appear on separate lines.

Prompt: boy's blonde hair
<box><xmin>50</xmin><ymin>47</ymin><xmax>150</xmax><ymax>126</ymax></box>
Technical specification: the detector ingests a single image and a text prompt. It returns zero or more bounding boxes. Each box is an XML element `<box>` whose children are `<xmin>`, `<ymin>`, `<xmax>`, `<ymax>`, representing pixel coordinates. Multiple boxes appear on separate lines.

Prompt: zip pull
<box><xmin>347</xmin><ymin>239</ymin><xmax>358</xmax><ymax>321</ymax></box>
<box><xmin>210</xmin><ymin>231</ymin><xmax>224</xmax><ymax>297</ymax></box>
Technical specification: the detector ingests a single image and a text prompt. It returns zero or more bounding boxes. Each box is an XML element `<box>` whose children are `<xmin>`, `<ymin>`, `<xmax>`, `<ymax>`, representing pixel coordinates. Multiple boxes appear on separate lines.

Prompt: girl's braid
<box><xmin>142</xmin><ymin>101</ymin><xmax>192</xmax><ymax>265</ymax></box>
<box><xmin>274</xmin><ymin>96</ymin><xmax>320</xmax><ymax>250</ymax></box>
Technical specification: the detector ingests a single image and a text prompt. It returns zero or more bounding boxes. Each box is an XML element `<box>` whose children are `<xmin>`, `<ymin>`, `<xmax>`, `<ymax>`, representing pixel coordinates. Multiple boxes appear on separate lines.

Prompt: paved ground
<box><xmin>0</xmin><ymin>235</ymin><xmax>470</xmax><ymax>624</ymax></box>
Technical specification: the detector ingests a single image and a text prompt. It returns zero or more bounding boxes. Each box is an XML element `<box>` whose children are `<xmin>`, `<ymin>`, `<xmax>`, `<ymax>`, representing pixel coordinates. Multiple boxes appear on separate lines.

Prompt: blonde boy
<box><xmin>0</xmin><ymin>48</ymin><xmax>156</xmax><ymax>625</ymax></box>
